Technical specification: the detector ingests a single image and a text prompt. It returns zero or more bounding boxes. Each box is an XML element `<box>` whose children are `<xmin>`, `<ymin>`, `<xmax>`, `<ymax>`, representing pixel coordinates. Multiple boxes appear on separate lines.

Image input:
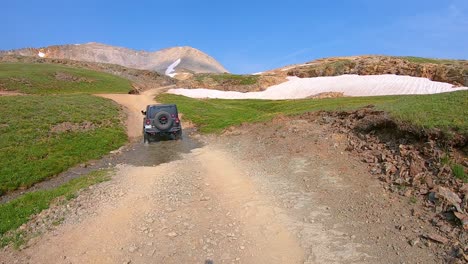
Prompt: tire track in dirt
<box><xmin>193</xmin><ymin>147</ymin><xmax>304</xmax><ymax>263</ymax></box>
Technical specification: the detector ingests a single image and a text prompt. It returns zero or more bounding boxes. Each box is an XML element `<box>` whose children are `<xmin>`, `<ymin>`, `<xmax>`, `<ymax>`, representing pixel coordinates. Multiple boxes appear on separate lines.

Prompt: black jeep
<box><xmin>141</xmin><ymin>104</ymin><xmax>182</xmax><ymax>143</ymax></box>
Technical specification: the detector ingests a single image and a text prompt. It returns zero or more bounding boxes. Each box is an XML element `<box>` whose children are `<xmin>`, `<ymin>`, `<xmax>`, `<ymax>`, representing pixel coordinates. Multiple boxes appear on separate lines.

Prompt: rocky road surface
<box><xmin>0</xmin><ymin>90</ymin><xmax>448</xmax><ymax>264</ymax></box>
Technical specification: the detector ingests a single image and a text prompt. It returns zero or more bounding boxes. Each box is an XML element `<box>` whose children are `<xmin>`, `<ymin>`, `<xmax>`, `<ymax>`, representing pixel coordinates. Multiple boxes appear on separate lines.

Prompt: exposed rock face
<box><xmin>0</xmin><ymin>42</ymin><xmax>228</xmax><ymax>74</ymax></box>
<box><xmin>275</xmin><ymin>56</ymin><xmax>468</xmax><ymax>87</ymax></box>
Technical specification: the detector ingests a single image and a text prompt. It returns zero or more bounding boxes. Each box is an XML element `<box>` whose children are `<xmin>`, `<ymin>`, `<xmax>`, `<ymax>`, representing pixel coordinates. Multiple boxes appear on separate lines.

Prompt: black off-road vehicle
<box><xmin>141</xmin><ymin>104</ymin><xmax>182</xmax><ymax>143</ymax></box>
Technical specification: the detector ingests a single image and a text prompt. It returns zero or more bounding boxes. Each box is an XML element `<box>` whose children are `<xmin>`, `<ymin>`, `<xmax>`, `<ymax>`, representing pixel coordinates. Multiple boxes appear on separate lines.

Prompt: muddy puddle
<box><xmin>122</xmin><ymin>133</ymin><xmax>201</xmax><ymax>167</ymax></box>
<box><xmin>0</xmin><ymin>129</ymin><xmax>203</xmax><ymax>204</ymax></box>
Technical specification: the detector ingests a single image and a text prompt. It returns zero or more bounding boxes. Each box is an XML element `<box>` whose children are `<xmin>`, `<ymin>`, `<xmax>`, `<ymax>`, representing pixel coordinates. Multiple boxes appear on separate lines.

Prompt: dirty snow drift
<box><xmin>168</xmin><ymin>74</ymin><xmax>467</xmax><ymax>100</ymax></box>
<box><xmin>165</xmin><ymin>58</ymin><xmax>181</xmax><ymax>78</ymax></box>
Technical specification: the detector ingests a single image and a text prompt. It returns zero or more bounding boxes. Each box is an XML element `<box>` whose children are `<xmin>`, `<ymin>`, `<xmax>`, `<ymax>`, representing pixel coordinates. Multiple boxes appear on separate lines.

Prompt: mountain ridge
<box><xmin>0</xmin><ymin>42</ymin><xmax>228</xmax><ymax>75</ymax></box>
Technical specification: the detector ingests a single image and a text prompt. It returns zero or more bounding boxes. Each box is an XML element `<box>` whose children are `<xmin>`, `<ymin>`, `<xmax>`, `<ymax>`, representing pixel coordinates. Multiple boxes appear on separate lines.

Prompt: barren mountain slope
<box><xmin>1</xmin><ymin>42</ymin><xmax>228</xmax><ymax>74</ymax></box>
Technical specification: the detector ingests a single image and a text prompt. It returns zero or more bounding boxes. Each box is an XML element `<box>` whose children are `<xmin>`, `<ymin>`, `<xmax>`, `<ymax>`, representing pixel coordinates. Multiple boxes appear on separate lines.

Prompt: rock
<box><xmin>435</xmin><ymin>186</ymin><xmax>462</xmax><ymax>212</ymax></box>
<box><xmin>409</xmin><ymin>238</ymin><xmax>420</xmax><ymax>246</ymax></box>
<box><xmin>167</xmin><ymin>232</ymin><xmax>178</xmax><ymax>237</ymax></box>
<box><xmin>403</xmin><ymin>189</ymin><xmax>412</xmax><ymax>197</ymax></box>
<box><xmin>409</xmin><ymin>160</ymin><xmax>425</xmax><ymax>176</ymax></box>
<box><xmin>454</xmin><ymin>212</ymin><xmax>468</xmax><ymax>230</ymax></box>
<box><xmin>428</xmin><ymin>192</ymin><xmax>437</xmax><ymax>203</ymax></box>
<box><xmin>128</xmin><ymin>245</ymin><xmax>138</xmax><ymax>253</ymax></box>
<box><xmin>383</xmin><ymin>162</ymin><xmax>397</xmax><ymax>175</ymax></box>
<box><xmin>423</xmin><ymin>233</ymin><xmax>449</xmax><ymax>244</ymax></box>
<box><xmin>425</xmin><ymin>176</ymin><xmax>435</xmax><ymax>189</ymax></box>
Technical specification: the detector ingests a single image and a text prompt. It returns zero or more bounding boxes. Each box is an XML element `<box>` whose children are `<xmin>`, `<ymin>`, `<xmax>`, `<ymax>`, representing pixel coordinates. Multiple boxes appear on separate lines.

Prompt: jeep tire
<box><xmin>154</xmin><ymin>111</ymin><xmax>173</xmax><ymax>130</ymax></box>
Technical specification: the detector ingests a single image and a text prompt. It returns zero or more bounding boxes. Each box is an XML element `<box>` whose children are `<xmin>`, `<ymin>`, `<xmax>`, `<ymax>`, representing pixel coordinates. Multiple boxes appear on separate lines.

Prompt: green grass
<box><xmin>378</xmin><ymin>92</ymin><xmax>468</xmax><ymax>134</ymax></box>
<box><xmin>0</xmin><ymin>95</ymin><xmax>127</xmax><ymax>194</ymax></box>
<box><xmin>400</xmin><ymin>56</ymin><xmax>464</xmax><ymax>65</ymax></box>
<box><xmin>195</xmin><ymin>73</ymin><xmax>259</xmax><ymax>85</ymax></box>
<box><xmin>452</xmin><ymin>164</ymin><xmax>467</xmax><ymax>182</ymax></box>
<box><xmin>0</xmin><ymin>169</ymin><xmax>111</xmax><ymax>241</ymax></box>
<box><xmin>0</xmin><ymin>63</ymin><xmax>132</xmax><ymax>94</ymax></box>
<box><xmin>157</xmin><ymin>91</ymin><xmax>468</xmax><ymax>134</ymax></box>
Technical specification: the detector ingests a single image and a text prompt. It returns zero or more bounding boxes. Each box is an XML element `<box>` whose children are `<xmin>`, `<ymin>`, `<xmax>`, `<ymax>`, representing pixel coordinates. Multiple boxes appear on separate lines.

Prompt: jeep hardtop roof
<box><xmin>146</xmin><ymin>104</ymin><xmax>178</xmax><ymax>118</ymax></box>
<box><xmin>147</xmin><ymin>104</ymin><xmax>177</xmax><ymax>108</ymax></box>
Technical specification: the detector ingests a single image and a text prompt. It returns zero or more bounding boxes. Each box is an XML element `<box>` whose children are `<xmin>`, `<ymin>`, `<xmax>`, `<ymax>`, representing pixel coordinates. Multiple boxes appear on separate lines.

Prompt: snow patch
<box><xmin>165</xmin><ymin>58</ymin><xmax>181</xmax><ymax>78</ymax></box>
<box><xmin>167</xmin><ymin>74</ymin><xmax>467</xmax><ymax>100</ymax></box>
<box><xmin>38</xmin><ymin>52</ymin><xmax>45</xmax><ymax>58</ymax></box>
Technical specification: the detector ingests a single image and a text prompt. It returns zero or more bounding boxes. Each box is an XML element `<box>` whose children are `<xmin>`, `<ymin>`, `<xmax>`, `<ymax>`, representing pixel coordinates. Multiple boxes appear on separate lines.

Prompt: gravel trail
<box><xmin>0</xmin><ymin>89</ymin><xmax>444</xmax><ymax>264</ymax></box>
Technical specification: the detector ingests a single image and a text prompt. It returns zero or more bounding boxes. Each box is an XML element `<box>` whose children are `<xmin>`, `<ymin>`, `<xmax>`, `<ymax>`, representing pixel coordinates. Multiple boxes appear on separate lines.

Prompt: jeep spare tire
<box><xmin>154</xmin><ymin>111</ymin><xmax>173</xmax><ymax>130</ymax></box>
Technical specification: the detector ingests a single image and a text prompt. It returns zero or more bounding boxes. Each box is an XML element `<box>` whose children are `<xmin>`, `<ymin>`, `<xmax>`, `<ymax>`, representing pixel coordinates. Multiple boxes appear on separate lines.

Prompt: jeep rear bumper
<box><xmin>144</xmin><ymin>127</ymin><xmax>181</xmax><ymax>134</ymax></box>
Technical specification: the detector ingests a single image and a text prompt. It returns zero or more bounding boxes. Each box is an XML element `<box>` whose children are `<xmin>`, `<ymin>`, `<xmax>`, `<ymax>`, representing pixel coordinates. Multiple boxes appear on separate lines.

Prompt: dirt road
<box><xmin>1</xmin><ymin>90</ymin><xmax>444</xmax><ymax>263</ymax></box>
<box><xmin>96</xmin><ymin>86</ymin><xmax>174</xmax><ymax>139</ymax></box>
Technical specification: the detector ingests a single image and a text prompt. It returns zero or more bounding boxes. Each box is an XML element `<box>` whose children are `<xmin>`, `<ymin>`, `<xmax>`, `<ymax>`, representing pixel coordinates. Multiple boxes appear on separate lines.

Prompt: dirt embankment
<box><xmin>294</xmin><ymin>108</ymin><xmax>468</xmax><ymax>256</ymax></box>
<box><xmin>223</xmin><ymin>110</ymin><xmax>467</xmax><ymax>261</ymax></box>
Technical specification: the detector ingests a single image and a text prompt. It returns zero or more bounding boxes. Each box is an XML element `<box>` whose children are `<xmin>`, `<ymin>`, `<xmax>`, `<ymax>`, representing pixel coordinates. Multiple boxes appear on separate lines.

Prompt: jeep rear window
<box><xmin>148</xmin><ymin>106</ymin><xmax>177</xmax><ymax>118</ymax></box>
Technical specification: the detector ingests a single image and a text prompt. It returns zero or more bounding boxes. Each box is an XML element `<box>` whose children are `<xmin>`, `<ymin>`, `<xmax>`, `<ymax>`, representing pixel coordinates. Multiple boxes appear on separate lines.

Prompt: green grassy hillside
<box><xmin>0</xmin><ymin>95</ymin><xmax>127</xmax><ymax>194</ymax></box>
<box><xmin>0</xmin><ymin>63</ymin><xmax>132</xmax><ymax>94</ymax></box>
<box><xmin>157</xmin><ymin>91</ymin><xmax>468</xmax><ymax>135</ymax></box>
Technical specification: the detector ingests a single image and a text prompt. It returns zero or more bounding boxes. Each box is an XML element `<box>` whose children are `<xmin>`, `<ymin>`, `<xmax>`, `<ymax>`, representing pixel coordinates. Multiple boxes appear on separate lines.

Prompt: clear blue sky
<box><xmin>2</xmin><ymin>0</ymin><xmax>467</xmax><ymax>73</ymax></box>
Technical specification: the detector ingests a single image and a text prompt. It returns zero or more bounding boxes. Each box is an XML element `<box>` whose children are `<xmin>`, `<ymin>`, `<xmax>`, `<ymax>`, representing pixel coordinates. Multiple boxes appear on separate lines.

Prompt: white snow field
<box><xmin>168</xmin><ymin>74</ymin><xmax>467</xmax><ymax>100</ymax></box>
<box><xmin>165</xmin><ymin>58</ymin><xmax>181</xmax><ymax>77</ymax></box>
<box><xmin>38</xmin><ymin>52</ymin><xmax>45</xmax><ymax>58</ymax></box>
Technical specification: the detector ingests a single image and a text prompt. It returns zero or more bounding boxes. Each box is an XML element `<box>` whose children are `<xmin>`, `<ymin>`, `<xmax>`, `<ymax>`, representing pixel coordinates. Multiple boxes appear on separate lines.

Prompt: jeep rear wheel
<box><xmin>153</xmin><ymin>111</ymin><xmax>173</xmax><ymax>131</ymax></box>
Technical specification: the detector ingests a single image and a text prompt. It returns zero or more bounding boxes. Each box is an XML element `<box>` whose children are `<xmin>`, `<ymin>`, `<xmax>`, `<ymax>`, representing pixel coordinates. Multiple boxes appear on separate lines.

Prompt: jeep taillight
<box><xmin>175</xmin><ymin>117</ymin><xmax>180</xmax><ymax>124</ymax></box>
<box><xmin>145</xmin><ymin>119</ymin><xmax>151</xmax><ymax>125</ymax></box>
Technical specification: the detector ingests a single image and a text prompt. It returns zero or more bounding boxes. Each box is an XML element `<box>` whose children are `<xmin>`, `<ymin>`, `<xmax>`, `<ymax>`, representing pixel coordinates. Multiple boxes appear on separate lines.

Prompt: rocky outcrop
<box><xmin>282</xmin><ymin>56</ymin><xmax>468</xmax><ymax>87</ymax></box>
